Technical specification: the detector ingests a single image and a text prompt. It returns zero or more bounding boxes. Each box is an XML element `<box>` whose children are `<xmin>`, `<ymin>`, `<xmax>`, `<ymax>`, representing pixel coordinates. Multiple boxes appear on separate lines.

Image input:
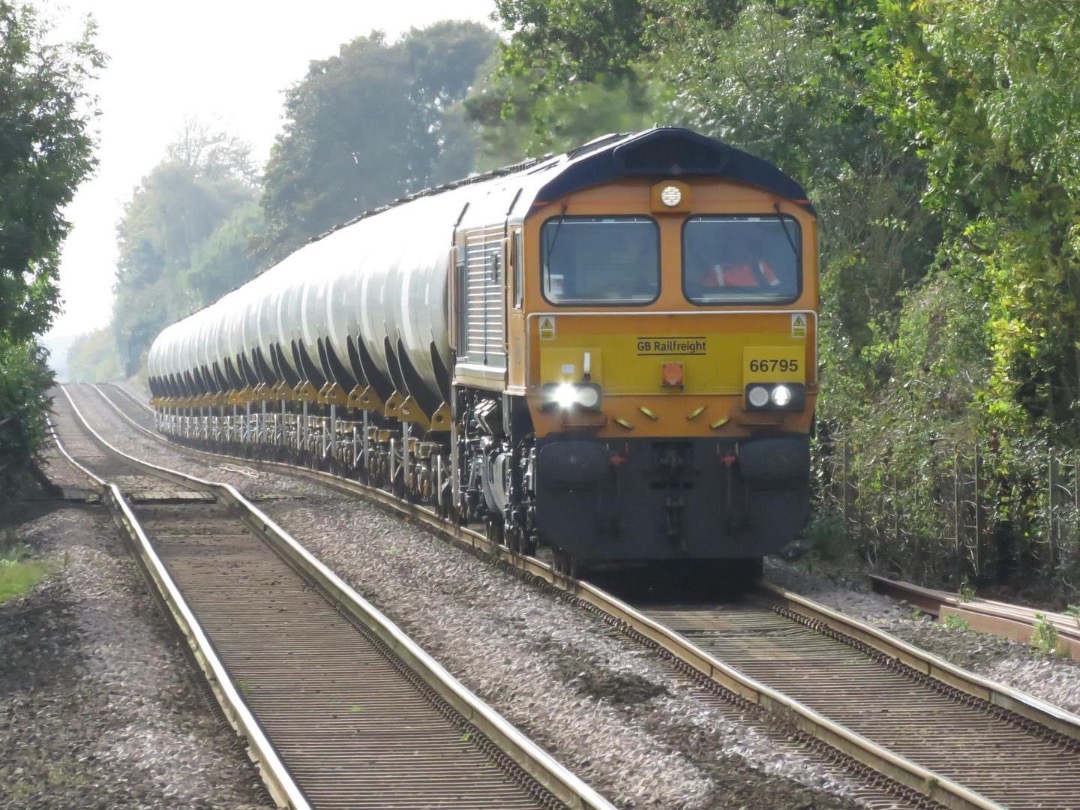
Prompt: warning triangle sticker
<box><xmin>539</xmin><ymin>316</ymin><xmax>556</xmax><ymax>340</ymax></box>
<box><xmin>791</xmin><ymin>314</ymin><xmax>807</xmax><ymax>338</ymax></box>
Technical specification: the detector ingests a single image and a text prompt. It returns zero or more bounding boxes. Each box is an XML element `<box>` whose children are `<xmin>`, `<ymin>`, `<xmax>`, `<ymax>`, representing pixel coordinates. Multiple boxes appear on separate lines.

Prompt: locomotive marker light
<box><xmin>659</xmin><ymin>185</ymin><xmax>682</xmax><ymax>207</ymax></box>
<box><xmin>650</xmin><ymin>179</ymin><xmax>691</xmax><ymax>213</ymax></box>
<box><xmin>747</xmin><ymin>385</ymin><xmax>770</xmax><ymax>408</ymax></box>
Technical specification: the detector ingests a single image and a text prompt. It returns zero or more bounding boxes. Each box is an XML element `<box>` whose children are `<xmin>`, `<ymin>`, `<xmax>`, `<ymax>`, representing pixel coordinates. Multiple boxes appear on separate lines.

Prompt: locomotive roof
<box><xmin>324</xmin><ymin>126</ymin><xmax>814</xmax><ymax>240</ymax></box>
<box><xmin>531</xmin><ymin>127</ymin><xmax>813</xmax><ymax>211</ymax></box>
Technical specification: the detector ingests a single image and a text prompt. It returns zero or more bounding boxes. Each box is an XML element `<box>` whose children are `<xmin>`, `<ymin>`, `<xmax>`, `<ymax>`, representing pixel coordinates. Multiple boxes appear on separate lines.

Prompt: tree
<box><xmin>112</xmin><ymin>124</ymin><xmax>261</xmax><ymax>375</ymax></box>
<box><xmin>166</xmin><ymin>117</ymin><xmax>259</xmax><ymax>185</ymax></box>
<box><xmin>467</xmin><ymin>69</ymin><xmax>664</xmax><ymax>167</ymax></box>
<box><xmin>493</xmin><ymin>0</ymin><xmax>654</xmax><ymax>90</ymax></box>
<box><xmin>66</xmin><ymin>327</ymin><xmax>122</xmax><ymax>383</ymax></box>
<box><xmin>0</xmin><ymin>1</ymin><xmax>102</xmax><ymax>500</ymax></box>
<box><xmin>878</xmin><ymin>0</ymin><xmax>1080</xmax><ymax>437</ymax></box>
<box><xmin>0</xmin><ymin>340</ymin><xmax>56</xmax><ymax>497</ymax></box>
<box><xmin>0</xmin><ymin>2</ymin><xmax>102</xmax><ymax>342</ymax></box>
<box><xmin>260</xmin><ymin>22</ymin><xmax>498</xmax><ymax>255</ymax></box>
<box><xmin>182</xmin><ymin>202</ymin><xmax>266</xmax><ymax>303</ymax></box>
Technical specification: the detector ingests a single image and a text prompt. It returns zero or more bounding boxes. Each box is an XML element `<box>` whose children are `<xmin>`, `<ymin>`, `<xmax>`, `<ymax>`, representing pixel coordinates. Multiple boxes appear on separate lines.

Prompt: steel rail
<box><xmin>103</xmin><ymin>382</ymin><xmax>154</xmax><ymax>415</ymax></box>
<box><xmin>762</xmin><ymin>582</ymin><xmax>1080</xmax><ymax>741</ymax></box>
<box><xmin>870</xmin><ymin>575</ymin><xmax>1080</xmax><ymax>660</ymax></box>
<box><xmin>65</xmin><ymin>385</ymin><xmax>614</xmax><ymax>810</ymax></box>
<box><xmin>92</xmin><ymin>385</ymin><xmax>1080</xmax><ymax>810</ymax></box>
<box><xmin>51</xmin><ymin>390</ymin><xmax>308</xmax><ymax>809</ymax></box>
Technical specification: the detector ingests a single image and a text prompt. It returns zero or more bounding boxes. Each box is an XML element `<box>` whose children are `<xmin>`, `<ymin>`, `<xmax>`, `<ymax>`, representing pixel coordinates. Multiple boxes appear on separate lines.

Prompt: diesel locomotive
<box><xmin>147</xmin><ymin>127</ymin><xmax>818</xmax><ymax>575</ymax></box>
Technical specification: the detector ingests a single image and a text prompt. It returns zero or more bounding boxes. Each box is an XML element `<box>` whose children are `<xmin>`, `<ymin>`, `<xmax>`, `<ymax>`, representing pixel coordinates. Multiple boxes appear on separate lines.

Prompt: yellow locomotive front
<box><xmin>495</xmin><ymin>133</ymin><xmax>818</xmax><ymax>572</ymax></box>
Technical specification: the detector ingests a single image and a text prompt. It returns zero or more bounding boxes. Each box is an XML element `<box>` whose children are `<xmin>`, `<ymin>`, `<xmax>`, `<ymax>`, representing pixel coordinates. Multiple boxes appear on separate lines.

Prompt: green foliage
<box><xmin>1030</xmin><ymin>613</ymin><xmax>1060</xmax><ymax>656</ymax></box>
<box><xmin>111</xmin><ymin>124</ymin><xmax>261</xmax><ymax>375</ymax></box>
<box><xmin>66</xmin><ymin>327</ymin><xmax>122</xmax><ymax>383</ymax></box>
<box><xmin>467</xmin><ymin>70</ymin><xmax>664</xmax><ymax>168</ymax></box>
<box><xmin>182</xmin><ymin>202</ymin><xmax>266</xmax><ymax>303</ymax></box>
<box><xmin>1066</xmin><ymin>605</ymin><xmax>1080</xmax><ymax>628</ymax></box>
<box><xmin>261</xmin><ymin>22</ymin><xmax>498</xmax><ymax>256</ymax></box>
<box><xmin>799</xmin><ymin>512</ymin><xmax>845</xmax><ymax>561</ymax></box>
<box><xmin>957</xmin><ymin>579</ymin><xmax>976</xmax><ymax>604</ymax></box>
<box><xmin>0</xmin><ymin>338</ymin><xmax>54</xmax><ymax>499</ymax></box>
<box><xmin>942</xmin><ymin>614</ymin><xmax>969</xmax><ymax>632</ymax></box>
<box><xmin>822</xmin><ymin>0</ymin><xmax>1080</xmax><ymax>439</ymax></box>
<box><xmin>0</xmin><ymin>557</ymin><xmax>48</xmax><ymax>604</ymax></box>
<box><xmin>0</xmin><ymin>1</ymin><xmax>103</xmax><ymax>344</ymax></box>
<box><xmin>0</xmin><ymin>542</ymin><xmax>48</xmax><ymax>604</ymax></box>
<box><xmin>494</xmin><ymin>0</ymin><xmax>653</xmax><ymax>89</ymax></box>
<box><xmin>0</xmin><ymin>2</ymin><xmax>100</xmax><ymax>499</ymax></box>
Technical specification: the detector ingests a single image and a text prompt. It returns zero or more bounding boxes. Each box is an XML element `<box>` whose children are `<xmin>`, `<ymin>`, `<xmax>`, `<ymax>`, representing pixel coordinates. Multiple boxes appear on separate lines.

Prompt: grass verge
<box><xmin>0</xmin><ymin>544</ymin><xmax>50</xmax><ymax>604</ymax></box>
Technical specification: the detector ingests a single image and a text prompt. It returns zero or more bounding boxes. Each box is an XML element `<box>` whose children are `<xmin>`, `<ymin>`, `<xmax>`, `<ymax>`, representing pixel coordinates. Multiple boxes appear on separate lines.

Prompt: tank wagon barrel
<box><xmin>148</xmin><ymin>127</ymin><xmax>819</xmax><ymax>576</ymax></box>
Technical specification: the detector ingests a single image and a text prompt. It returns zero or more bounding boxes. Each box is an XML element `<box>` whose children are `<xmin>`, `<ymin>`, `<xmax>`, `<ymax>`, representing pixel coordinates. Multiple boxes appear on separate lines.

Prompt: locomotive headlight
<box><xmin>771</xmin><ymin>385</ymin><xmax>793</xmax><ymax>407</ymax></box>
<box><xmin>553</xmin><ymin>383</ymin><xmax>578</xmax><ymax>409</ymax></box>
<box><xmin>747</xmin><ymin>385</ymin><xmax>771</xmax><ymax>408</ymax></box>
<box><xmin>542</xmin><ymin>382</ymin><xmax>603</xmax><ymax>412</ymax></box>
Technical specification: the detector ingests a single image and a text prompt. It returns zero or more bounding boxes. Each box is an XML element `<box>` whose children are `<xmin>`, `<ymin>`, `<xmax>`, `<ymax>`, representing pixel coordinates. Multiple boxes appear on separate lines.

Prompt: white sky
<box><xmin>45</xmin><ymin>0</ymin><xmax>497</xmax><ymax>342</ymax></box>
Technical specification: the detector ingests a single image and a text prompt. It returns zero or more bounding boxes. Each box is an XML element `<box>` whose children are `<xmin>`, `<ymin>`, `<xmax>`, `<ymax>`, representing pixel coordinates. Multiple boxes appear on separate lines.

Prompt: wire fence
<box><xmin>813</xmin><ymin>434</ymin><xmax>1080</xmax><ymax>602</ymax></box>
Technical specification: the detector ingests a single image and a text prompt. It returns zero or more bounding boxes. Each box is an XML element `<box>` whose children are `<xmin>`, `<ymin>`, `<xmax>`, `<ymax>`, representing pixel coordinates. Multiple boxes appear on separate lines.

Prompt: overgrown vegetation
<box><xmin>942</xmin><ymin>615</ymin><xmax>969</xmax><ymax>633</ymax></box>
<box><xmin>484</xmin><ymin>0</ymin><xmax>1080</xmax><ymax>599</ymax></box>
<box><xmin>0</xmin><ymin>1</ymin><xmax>101</xmax><ymax>502</ymax></box>
<box><xmin>0</xmin><ymin>543</ymin><xmax>49</xmax><ymax>604</ymax></box>
<box><xmin>1030</xmin><ymin>614</ymin><xmax>1061</xmax><ymax>657</ymax></box>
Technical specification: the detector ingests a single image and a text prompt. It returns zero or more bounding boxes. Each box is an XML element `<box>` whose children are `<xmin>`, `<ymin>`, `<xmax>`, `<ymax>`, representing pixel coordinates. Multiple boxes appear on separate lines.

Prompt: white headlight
<box><xmin>771</xmin><ymin>385</ymin><xmax>792</xmax><ymax>407</ymax></box>
<box><xmin>554</xmin><ymin>383</ymin><xmax>578</xmax><ymax>409</ymax></box>
<box><xmin>747</xmin><ymin>385</ymin><xmax>770</xmax><ymax>408</ymax></box>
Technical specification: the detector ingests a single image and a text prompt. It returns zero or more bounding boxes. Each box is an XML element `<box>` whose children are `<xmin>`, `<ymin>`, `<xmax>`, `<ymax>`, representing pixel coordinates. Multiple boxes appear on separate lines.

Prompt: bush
<box><xmin>0</xmin><ymin>339</ymin><xmax>55</xmax><ymax>502</ymax></box>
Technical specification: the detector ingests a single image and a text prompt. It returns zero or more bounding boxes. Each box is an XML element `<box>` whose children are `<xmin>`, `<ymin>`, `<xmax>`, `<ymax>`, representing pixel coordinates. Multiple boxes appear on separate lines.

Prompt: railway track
<box><xmin>96</xmin><ymin>384</ymin><xmax>1080</xmax><ymax>809</ymax></box>
<box><xmin>644</xmin><ymin>592</ymin><xmax>1080</xmax><ymax>810</ymax></box>
<box><xmin>52</xmin><ymin>385</ymin><xmax>611</xmax><ymax>810</ymax></box>
<box><xmin>870</xmin><ymin>575</ymin><xmax>1080</xmax><ymax>661</ymax></box>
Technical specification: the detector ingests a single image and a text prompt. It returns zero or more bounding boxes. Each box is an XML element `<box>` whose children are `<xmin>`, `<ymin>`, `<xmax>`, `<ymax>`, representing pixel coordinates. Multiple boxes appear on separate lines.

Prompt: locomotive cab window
<box><xmin>541</xmin><ymin>216</ymin><xmax>659</xmax><ymax>305</ymax></box>
<box><xmin>683</xmin><ymin>215</ymin><xmax>801</xmax><ymax>305</ymax></box>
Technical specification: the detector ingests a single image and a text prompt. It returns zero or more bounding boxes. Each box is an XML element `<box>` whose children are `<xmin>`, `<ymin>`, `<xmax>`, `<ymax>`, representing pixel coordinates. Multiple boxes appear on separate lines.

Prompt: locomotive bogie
<box><xmin>149</xmin><ymin>128</ymin><xmax>820</xmax><ymax>569</ymax></box>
